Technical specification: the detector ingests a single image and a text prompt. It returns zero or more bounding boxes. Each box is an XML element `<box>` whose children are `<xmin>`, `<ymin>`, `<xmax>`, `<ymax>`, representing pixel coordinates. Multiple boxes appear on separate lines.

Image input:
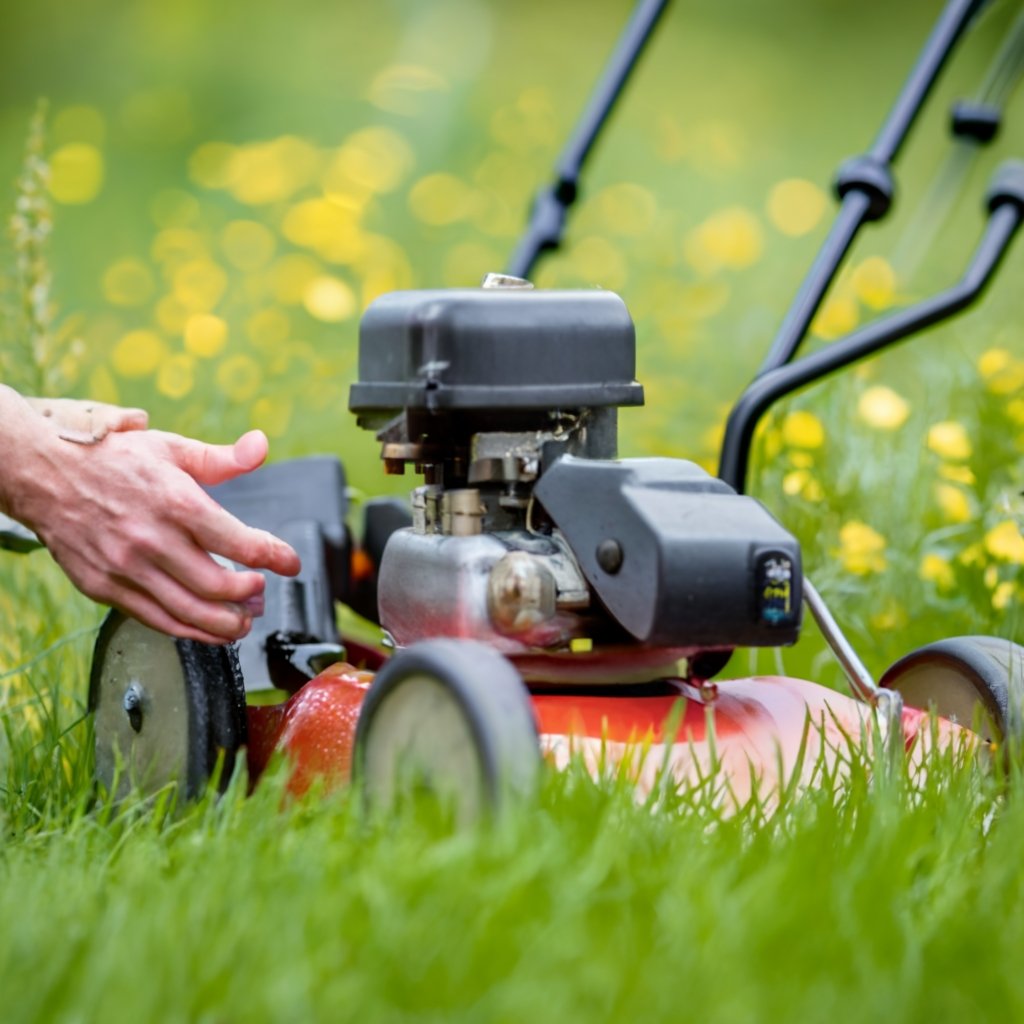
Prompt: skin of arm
<box><xmin>0</xmin><ymin>385</ymin><xmax>301</xmax><ymax>644</ymax></box>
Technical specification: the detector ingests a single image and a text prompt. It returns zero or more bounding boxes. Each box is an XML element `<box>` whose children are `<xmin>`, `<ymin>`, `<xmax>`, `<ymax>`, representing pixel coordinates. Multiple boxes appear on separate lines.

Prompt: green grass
<box><xmin>4</xmin><ymin>0</ymin><xmax>1024</xmax><ymax>1018</ymax></box>
<box><xmin>2</xmin><ymin>666</ymin><xmax>1024</xmax><ymax>1022</ymax></box>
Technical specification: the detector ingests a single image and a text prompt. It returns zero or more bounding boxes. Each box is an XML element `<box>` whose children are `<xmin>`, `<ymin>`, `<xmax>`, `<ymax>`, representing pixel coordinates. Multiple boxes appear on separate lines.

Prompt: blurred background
<box><xmin>1</xmin><ymin>0</ymin><xmax>1022</xmax><ymax>679</ymax></box>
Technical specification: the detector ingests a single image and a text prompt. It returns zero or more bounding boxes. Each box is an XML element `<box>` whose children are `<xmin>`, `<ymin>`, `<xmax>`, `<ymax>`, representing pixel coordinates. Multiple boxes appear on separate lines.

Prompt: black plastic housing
<box><xmin>535</xmin><ymin>456</ymin><xmax>803</xmax><ymax>648</ymax></box>
<box><xmin>350</xmin><ymin>289</ymin><xmax>644</xmax><ymax>418</ymax></box>
<box><xmin>207</xmin><ymin>455</ymin><xmax>348</xmax><ymax>690</ymax></box>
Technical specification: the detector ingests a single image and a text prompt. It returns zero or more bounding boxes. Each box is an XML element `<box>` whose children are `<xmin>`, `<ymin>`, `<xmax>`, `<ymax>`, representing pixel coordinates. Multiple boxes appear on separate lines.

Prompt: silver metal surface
<box><xmin>481</xmin><ymin>272</ymin><xmax>534</xmax><ymax>290</ymax></box>
<box><xmin>377</xmin><ymin>528</ymin><xmax>590</xmax><ymax>651</ymax></box>
<box><xmin>802</xmin><ymin>576</ymin><xmax>903</xmax><ymax>747</ymax></box>
<box><xmin>802</xmin><ymin>577</ymin><xmax>881</xmax><ymax>704</ymax></box>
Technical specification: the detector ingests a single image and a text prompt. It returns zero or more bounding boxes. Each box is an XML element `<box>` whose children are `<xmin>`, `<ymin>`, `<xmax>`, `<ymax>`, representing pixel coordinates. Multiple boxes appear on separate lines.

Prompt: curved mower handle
<box><xmin>717</xmin><ymin>160</ymin><xmax>1024</xmax><ymax>495</ymax></box>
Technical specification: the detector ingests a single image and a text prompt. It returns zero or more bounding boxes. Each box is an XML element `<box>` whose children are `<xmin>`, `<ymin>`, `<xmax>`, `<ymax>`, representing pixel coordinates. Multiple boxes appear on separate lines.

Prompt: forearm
<box><xmin>0</xmin><ymin>384</ymin><xmax>60</xmax><ymax>525</ymax></box>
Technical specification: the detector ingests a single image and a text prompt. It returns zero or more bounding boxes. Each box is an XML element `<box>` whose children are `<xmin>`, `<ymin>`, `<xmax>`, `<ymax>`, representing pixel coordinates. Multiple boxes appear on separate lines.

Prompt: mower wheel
<box><xmin>353</xmin><ymin>639</ymin><xmax>540</xmax><ymax>823</ymax></box>
<box><xmin>89</xmin><ymin>611</ymin><xmax>247</xmax><ymax>799</ymax></box>
<box><xmin>879</xmin><ymin>635</ymin><xmax>1024</xmax><ymax>744</ymax></box>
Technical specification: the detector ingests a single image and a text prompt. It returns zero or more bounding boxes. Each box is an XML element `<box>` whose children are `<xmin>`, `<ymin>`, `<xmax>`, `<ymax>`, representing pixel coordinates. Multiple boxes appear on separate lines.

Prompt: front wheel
<box><xmin>353</xmin><ymin>639</ymin><xmax>540</xmax><ymax>823</ymax></box>
<box><xmin>880</xmin><ymin>635</ymin><xmax>1024</xmax><ymax>745</ymax></box>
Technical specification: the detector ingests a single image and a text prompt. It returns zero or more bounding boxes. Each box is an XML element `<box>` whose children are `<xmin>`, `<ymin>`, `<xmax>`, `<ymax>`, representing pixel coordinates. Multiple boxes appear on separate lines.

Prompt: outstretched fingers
<box><xmin>186</xmin><ymin>492</ymin><xmax>301</xmax><ymax>577</ymax></box>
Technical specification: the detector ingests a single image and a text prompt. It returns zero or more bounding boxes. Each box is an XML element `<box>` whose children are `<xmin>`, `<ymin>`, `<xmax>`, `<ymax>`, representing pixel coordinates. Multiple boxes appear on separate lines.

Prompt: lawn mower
<box><xmin>8</xmin><ymin>0</ymin><xmax>1024</xmax><ymax>817</ymax></box>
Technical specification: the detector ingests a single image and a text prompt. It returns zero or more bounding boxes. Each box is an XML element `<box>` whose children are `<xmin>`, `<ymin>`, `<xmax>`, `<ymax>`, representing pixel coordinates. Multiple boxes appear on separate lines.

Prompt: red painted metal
<box><xmin>246</xmin><ymin>660</ymin><xmax>975</xmax><ymax>804</ymax></box>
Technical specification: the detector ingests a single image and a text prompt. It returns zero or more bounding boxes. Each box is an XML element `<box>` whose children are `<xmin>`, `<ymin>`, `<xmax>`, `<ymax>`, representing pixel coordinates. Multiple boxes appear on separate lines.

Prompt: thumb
<box><xmin>165</xmin><ymin>429</ymin><xmax>269</xmax><ymax>485</ymax></box>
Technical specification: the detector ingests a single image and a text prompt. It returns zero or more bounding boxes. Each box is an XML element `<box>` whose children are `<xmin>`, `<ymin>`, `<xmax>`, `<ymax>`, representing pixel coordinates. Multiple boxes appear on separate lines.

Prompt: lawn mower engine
<box><xmin>351</xmin><ymin>277</ymin><xmax>802</xmax><ymax>683</ymax></box>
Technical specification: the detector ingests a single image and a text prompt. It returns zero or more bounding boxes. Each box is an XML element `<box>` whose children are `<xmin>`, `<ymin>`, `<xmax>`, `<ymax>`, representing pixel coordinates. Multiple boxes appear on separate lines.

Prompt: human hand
<box><xmin>23</xmin><ymin>397</ymin><xmax>149</xmax><ymax>443</ymax></box>
<box><xmin>1</xmin><ymin>389</ymin><xmax>301</xmax><ymax>644</ymax></box>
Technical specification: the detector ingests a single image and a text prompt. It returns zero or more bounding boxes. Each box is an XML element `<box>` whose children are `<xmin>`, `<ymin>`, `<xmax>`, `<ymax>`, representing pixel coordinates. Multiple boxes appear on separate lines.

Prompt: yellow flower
<box><xmin>184</xmin><ymin>314</ymin><xmax>228</xmax><ymax>358</ymax></box>
<box><xmin>958</xmin><ymin>543</ymin><xmax>985</xmax><ymax>567</ymax></box>
<box><xmin>783</xmin><ymin>469</ymin><xmax>809</xmax><ymax>496</ymax></box>
<box><xmin>919</xmin><ymin>553</ymin><xmax>955</xmax><ymax>591</ymax></box>
<box><xmin>781</xmin><ymin>410</ymin><xmax>824</xmax><ymax>449</ymax></box>
<box><xmin>328</xmin><ymin>126</ymin><xmax>413</xmax><ymax>196</ymax></box>
<box><xmin>984</xmin><ymin>521</ymin><xmax>1024</xmax><ymax>563</ymax></box>
<box><xmin>978</xmin><ymin>348</ymin><xmax>1011</xmax><ymax>377</ymax></box>
<box><xmin>48</xmin><ymin>143</ymin><xmax>104</xmax><ymax>204</ymax></box>
<box><xmin>934</xmin><ymin>482</ymin><xmax>972</xmax><ymax>524</ymax></box>
<box><xmin>850</xmin><ymin>256</ymin><xmax>896</xmax><ymax>310</ymax></box>
<box><xmin>858</xmin><ymin>385</ymin><xmax>909</xmax><ymax>430</ymax></box>
<box><xmin>303</xmin><ymin>275</ymin><xmax>356</xmax><ymax>323</ymax></box>
<box><xmin>684</xmin><ymin>207</ymin><xmax>764</xmax><ymax>272</ymax></box>
<box><xmin>978</xmin><ymin>348</ymin><xmax>1024</xmax><ymax>395</ymax></box>
<box><xmin>993</xmin><ymin>581</ymin><xmax>1016</xmax><ymax>612</ymax></box>
<box><xmin>837</xmin><ymin>520</ymin><xmax>887</xmax><ymax>575</ymax></box>
<box><xmin>938</xmin><ymin>463</ymin><xmax>976</xmax><ymax>486</ymax></box>
<box><xmin>927</xmin><ymin>420</ymin><xmax>972</xmax><ymax>461</ymax></box>
<box><xmin>765</xmin><ymin>178</ymin><xmax>827</xmax><ymax>237</ymax></box>
<box><xmin>810</xmin><ymin>294</ymin><xmax>858</xmax><ymax>340</ymax></box>
<box><xmin>111</xmin><ymin>329</ymin><xmax>166</xmax><ymax>378</ymax></box>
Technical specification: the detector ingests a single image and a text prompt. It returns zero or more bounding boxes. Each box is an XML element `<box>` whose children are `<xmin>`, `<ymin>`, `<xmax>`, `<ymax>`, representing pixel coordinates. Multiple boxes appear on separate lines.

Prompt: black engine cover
<box><xmin>534</xmin><ymin>455</ymin><xmax>802</xmax><ymax>648</ymax></box>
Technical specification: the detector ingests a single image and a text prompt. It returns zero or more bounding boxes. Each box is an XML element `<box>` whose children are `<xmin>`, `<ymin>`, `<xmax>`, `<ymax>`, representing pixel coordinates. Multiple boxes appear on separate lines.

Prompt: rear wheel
<box><xmin>880</xmin><ymin>635</ymin><xmax>1024</xmax><ymax>744</ymax></box>
<box><xmin>89</xmin><ymin>611</ymin><xmax>247</xmax><ymax>799</ymax></box>
<box><xmin>353</xmin><ymin>639</ymin><xmax>540</xmax><ymax>823</ymax></box>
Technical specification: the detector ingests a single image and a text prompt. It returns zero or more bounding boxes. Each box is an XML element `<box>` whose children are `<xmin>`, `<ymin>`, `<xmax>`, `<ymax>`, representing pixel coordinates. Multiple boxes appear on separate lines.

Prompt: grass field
<box><xmin>3</xmin><ymin>0</ymin><xmax>1024</xmax><ymax>1019</ymax></box>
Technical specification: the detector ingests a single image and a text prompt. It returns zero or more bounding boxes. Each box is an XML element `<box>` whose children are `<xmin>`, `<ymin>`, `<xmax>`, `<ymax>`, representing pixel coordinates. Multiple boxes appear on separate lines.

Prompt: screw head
<box><xmin>123</xmin><ymin>682</ymin><xmax>144</xmax><ymax>734</ymax></box>
<box><xmin>596</xmin><ymin>538</ymin><xmax>624</xmax><ymax>574</ymax></box>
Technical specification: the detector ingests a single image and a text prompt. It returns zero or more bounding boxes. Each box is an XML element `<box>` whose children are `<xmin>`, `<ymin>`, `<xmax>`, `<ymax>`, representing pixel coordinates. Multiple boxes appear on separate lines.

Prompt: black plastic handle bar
<box><xmin>753</xmin><ymin>0</ymin><xmax>987</xmax><ymax>379</ymax></box>
<box><xmin>506</xmin><ymin>0</ymin><xmax>670</xmax><ymax>279</ymax></box>
<box><xmin>717</xmin><ymin>161</ymin><xmax>1024</xmax><ymax>494</ymax></box>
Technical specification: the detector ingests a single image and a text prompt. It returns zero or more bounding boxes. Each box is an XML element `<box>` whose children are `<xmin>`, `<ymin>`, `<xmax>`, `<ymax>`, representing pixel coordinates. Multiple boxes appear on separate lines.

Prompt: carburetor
<box><xmin>349</xmin><ymin>277</ymin><xmax>803</xmax><ymax>679</ymax></box>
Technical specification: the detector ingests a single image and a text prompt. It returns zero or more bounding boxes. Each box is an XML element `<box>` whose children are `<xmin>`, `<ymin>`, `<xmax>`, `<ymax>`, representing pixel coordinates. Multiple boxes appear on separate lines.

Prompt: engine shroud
<box><xmin>352</xmin><ymin>285</ymin><xmax>803</xmax><ymax>664</ymax></box>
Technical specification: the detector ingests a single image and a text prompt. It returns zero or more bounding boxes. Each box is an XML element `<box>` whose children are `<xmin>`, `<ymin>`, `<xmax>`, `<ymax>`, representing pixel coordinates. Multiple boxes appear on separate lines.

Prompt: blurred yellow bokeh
<box><xmin>766</xmin><ymin>178</ymin><xmax>827</xmax><ymax>237</ymax></box>
<box><xmin>781</xmin><ymin>410</ymin><xmax>824</xmax><ymax>449</ymax></box>
<box><xmin>984</xmin><ymin>520</ymin><xmax>1024</xmax><ymax>563</ymax></box>
<box><xmin>303</xmin><ymin>275</ymin><xmax>357</xmax><ymax>323</ymax></box>
<box><xmin>836</xmin><ymin>520</ymin><xmax>887</xmax><ymax>575</ymax></box>
<box><xmin>111</xmin><ymin>329</ymin><xmax>167</xmax><ymax>378</ymax></box>
<box><xmin>927</xmin><ymin>421</ymin><xmax>972</xmax><ymax>461</ymax></box>
<box><xmin>184</xmin><ymin>314</ymin><xmax>228</xmax><ymax>358</ymax></box>
<box><xmin>934</xmin><ymin>482</ymin><xmax>972</xmax><ymax>524</ymax></box>
<box><xmin>857</xmin><ymin>385</ymin><xmax>909</xmax><ymax>430</ymax></box>
<box><xmin>850</xmin><ymin>257</ymin><xmax>896</xmax><ymax>310</ymax></box>
<box><xmin>48</xmin><ymin>143</ymin><xmax>104</xmax><ymax>204</ymax></box>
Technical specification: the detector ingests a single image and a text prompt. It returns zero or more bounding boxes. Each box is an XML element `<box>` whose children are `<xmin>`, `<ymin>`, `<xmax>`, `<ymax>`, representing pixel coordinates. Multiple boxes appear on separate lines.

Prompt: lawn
<box><xmin>2</xmin><ymin>0</ymin><xmax>1024</xmax><ymax>1019</ymax></box>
